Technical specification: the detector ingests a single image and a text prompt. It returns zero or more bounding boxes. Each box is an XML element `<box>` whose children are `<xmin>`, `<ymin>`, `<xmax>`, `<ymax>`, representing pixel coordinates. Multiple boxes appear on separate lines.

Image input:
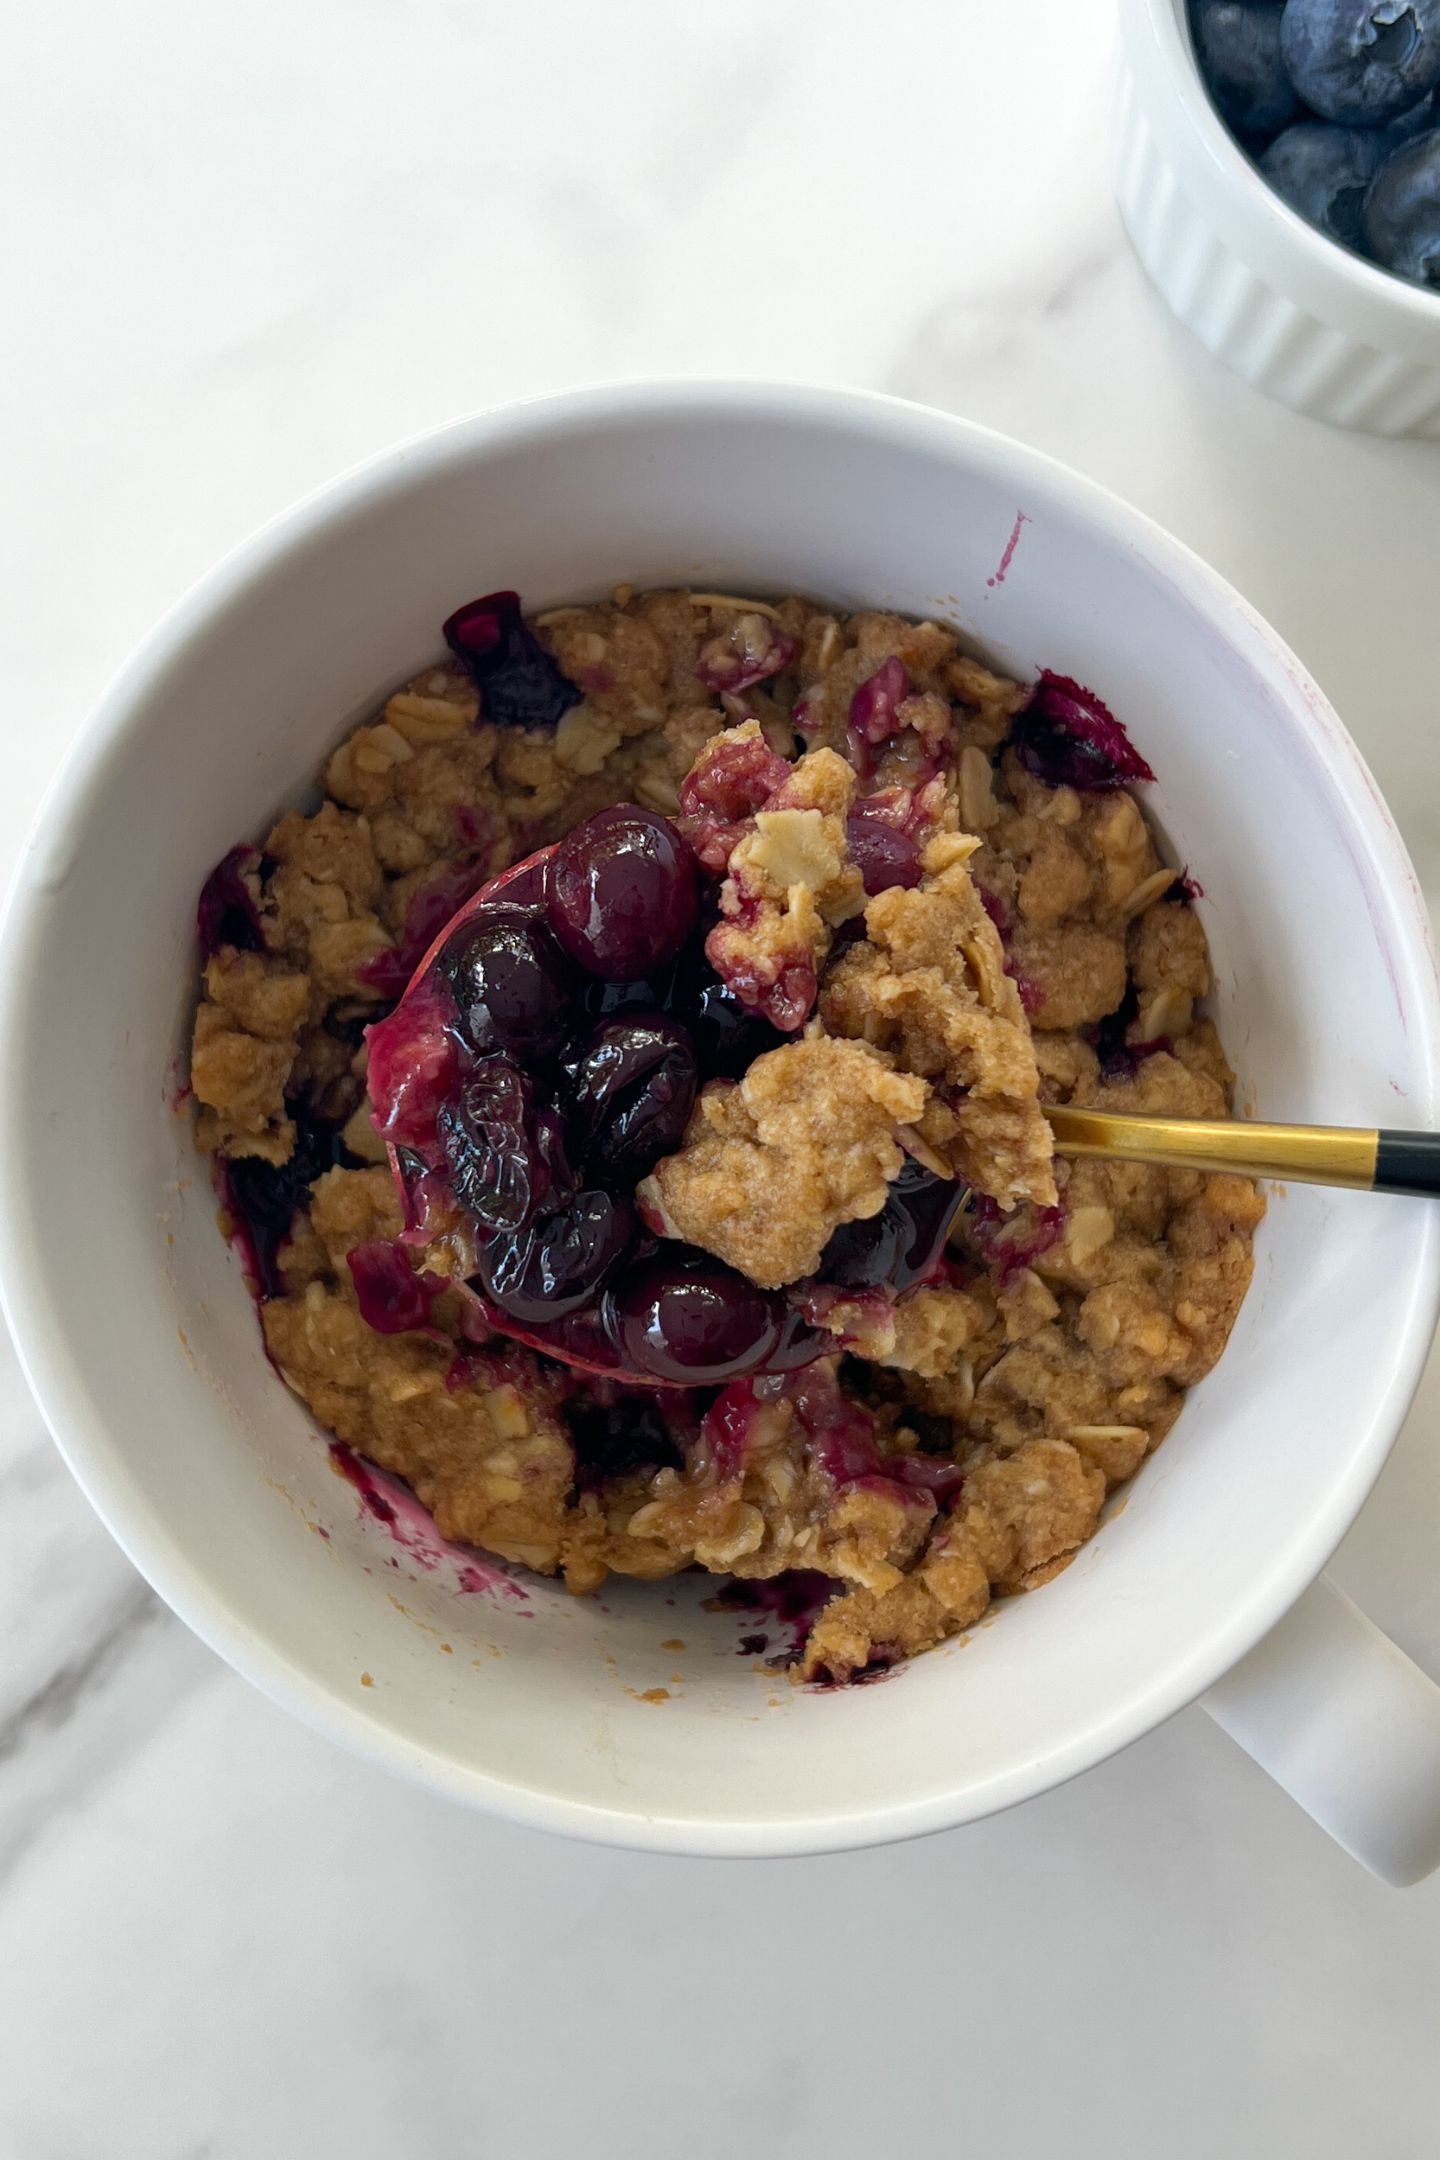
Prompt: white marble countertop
<box><xmin>4</xmin><ymin>1</ymin><xmax>1440</xmax><ymax>2152</ymax></box>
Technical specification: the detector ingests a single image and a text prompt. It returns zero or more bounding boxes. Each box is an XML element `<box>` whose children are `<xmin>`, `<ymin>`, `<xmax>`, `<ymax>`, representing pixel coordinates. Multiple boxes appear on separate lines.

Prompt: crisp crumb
<box><xmin>643</xmin><ymin>1035</ymin><xmax>927</xmax><ymax>1286</ymax></box>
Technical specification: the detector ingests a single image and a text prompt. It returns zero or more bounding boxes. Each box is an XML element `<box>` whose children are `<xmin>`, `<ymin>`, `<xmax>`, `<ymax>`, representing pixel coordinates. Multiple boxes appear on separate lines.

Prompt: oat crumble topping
<box><xmin>639</xmin><ymin>1036</ymin><xmax>928</xmax><ymax>1290</ymax></box>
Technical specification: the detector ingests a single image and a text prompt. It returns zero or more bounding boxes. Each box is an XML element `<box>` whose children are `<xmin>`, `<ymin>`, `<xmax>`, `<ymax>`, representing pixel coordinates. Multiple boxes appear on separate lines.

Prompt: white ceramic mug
<box><xmin>4</xmin><ymin>382</ymin><xmax>1440</xmax><ymax>1878</ymax></box>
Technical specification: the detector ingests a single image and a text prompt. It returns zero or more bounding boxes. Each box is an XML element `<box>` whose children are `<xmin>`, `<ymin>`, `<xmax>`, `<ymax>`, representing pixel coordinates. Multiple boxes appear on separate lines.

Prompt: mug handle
<box><xmin>1203</xmin><ymin>1574</ymin><xmax>1440</xmax><ymax>1886</ymax></box>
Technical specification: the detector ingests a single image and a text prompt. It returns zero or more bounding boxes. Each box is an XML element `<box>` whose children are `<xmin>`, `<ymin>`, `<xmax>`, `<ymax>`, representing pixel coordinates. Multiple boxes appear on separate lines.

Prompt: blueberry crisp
<box><xmin>188</xmin><ymin>586</ymin><xmax>1262</xmax><ymax>1683</ymax></box>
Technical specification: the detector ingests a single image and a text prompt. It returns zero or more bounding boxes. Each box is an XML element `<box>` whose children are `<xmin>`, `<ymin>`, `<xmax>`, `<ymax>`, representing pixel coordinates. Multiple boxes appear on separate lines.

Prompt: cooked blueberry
<box><xmin>676</xmin><ymin>732</ymin><xmax>792</xmax><ymax>873</ymax></box>
<box><xmin>1362</xmin><ymin>126</ymin><xmax>1440</xmax><ymax>280</ymax></box>
<box><xmin>1010</xmin><ymin>672</ymin><xmax>1156</xmax><ymax>792</ymax></box>
<box><xmin>440</xmin><ymin>903</ymin><xmax>574</xmax><ymax>1060</ymax></box>
<box><xmin>848</xmin><ymin>656</ymin><xmax>910</xmax><ymax>747</ymax></box>
<box><xmin>438</xmin><ymin>1058</ymin><xmax>554</xmax><ymax>1234</ymax></box>
<box><xmin>845</xmin><ymin>809</ymin><xmax>923</xmax><ymax>895</ymax></box>
<box><xmin>566</xmin><ymin>1014</ymin><xmax>698</xmax><ymax>1187</ymax></box>
<box><xmin>578</xmin><ymin>961</ymin><xmax>681</xmax><ymax>1023</ymax></box>
<box><xmin>545</xmin><ymin>805</ymin><xmax>698</xmax><ymax>980</ymax></box>
<box><xmin>358</xmin><ymin>858</ymin><xmax>491</xmax><ymax>1000</ymax></box>
<box><xmin>1085</xmin><ymin>985</ymin><xmax>1144</xmax><ymax>1082</ymax></box>
<box><xmin>1193</xmin><ymin>1</ymin><xmax>1298</xmax><ymax>131</ymax></box>
<box><xmin>684</xmin><ymin>975</ymin><xmax>783</xmax><ymax>1078</ymax></box>
<box><xmin>1260</xmin><ymin>121</ymin><xmax>1391</xmax><ymax>243</ymax></box>
<box><xmin>485</xmin><ymin>852</ymin><xmax>548</xmax><ymax>908</ymax></box>
<box><xmin>1280</xmin><ymin>0</ymin><xmax>1440</xmax><ymax>127</ymax></box>
<box><xmin>347</xmin><ymin>1240</ymin><xmax>446</xmax><ymax>1335</ymax></box>
<box><xmin>816</xmin><ymin>1162</ymin><xmax>963</xmax><ymax>1293</ymax></box>
<box><xmin>475</xmin><ymin>1191</ymin><xmax>635</xmax><ymax>1323</ymax></box>
<box><xmin>223</xmin><ymin>1113</ymin><xmax>362</xmax><ymax>1297</ymax></box>
<box><xmin>565</xmin><ymin>1398</ymin><xmax>685</xmax><ymax>1487</ymax></box>
<box><xmin>813</xmin><ymin>1212</ymin><xmax>906</xmax><ymax>1293</ymax></box>
<box><xmin>607</xmin><ymin>1259</ymin><xmax>777</xmax><ymax>1383</ymax></box>
<box><xmin>964</xmin><ymin>1194</ymin><xmax>1068</xmax><ymax>1287</ymax></box>
<box><xmin>442</xmin><ymin>589</ymin><xmax>582</xmax><ymax>731</ymax></box>
<box><xmin>533</xmin><ymin>1107</ymin><xmax>578</xmax><ymax>1210</ymax></box>
<box><xmin>605</xmin><ymin>1256</ymin><xmax>824</xmax><ymax>1384</ymax></box>
<box><xmin>197</xmin><ymin>845</ymin><xmax>266</xmax><ymax>956</ymax></box>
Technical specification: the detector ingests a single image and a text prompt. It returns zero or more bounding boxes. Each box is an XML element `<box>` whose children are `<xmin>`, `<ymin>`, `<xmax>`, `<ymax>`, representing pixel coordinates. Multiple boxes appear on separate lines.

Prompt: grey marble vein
<box><xmin>0</xmin><ymin>1578</ymin><xmax>157</xmax><ymax>1769</ymax></box>
<box><xmin>0</xmin><ymin>1607</ymin><xmax>217</xmax><ymax>1895</ymax></box>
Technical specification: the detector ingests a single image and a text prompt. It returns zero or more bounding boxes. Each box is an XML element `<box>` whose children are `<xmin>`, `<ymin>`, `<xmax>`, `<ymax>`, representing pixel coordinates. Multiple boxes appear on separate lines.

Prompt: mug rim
<box><xmin>3</xmin><ymin>377</ymin><xmax>1437</xmax><ymax>1855</ymax></box>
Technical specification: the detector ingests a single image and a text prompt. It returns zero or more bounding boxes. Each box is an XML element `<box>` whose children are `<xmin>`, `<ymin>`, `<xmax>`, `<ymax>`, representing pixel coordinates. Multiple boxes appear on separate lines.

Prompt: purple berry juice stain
<box><xmin>708</xmin><ymin>1571</ymin><xmax>834</xmax><ymax>1663</ymax></box>
<box><xmin>329</xmin><ymin>1444</ymin><xmax>528</xmax><ymax>1604</ymax></box>
<box><xmin>986</xmin><ymin>510</ymin><xmax>1030</xmax><ymax>589</ymax></box>
<box><xmin>808</xmin><ymin>1651</ymin><xmax>902</xmax><ymax>1692</ymax></box>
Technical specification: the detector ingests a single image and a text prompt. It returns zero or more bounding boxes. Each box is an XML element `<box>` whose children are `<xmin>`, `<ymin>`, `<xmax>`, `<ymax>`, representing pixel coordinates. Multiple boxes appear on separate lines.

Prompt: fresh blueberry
<box><xmin>1363</xmin><ymin>126</ymin><xmax>1440</xmax><ymax>279</ymax></box>
<box><xmin>1280</xmin><ymin>0</ymin><xmax>1440</xmax><ymax>127</ymax></box>
<box><xmin>1386</xmin><ymin>84</ymin><xmax>1440</xmax><ymax>133</ymax></box>
<box><xmin>1260</xmin><ymin>121</ymin><xmax>1391</xmax><ymax>242</ymax></box>
<box><xmin>1192</xmin><ymin>1</ymin><xmax>1298</xmax><ymax>132</ymax></box>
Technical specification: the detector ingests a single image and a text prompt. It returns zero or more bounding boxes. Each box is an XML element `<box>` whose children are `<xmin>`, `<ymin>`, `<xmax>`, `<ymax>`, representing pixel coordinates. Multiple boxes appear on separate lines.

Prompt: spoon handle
<box><xmin>1043</xmin><ymin>1106</ymin><xmax>1440</xmax><ymax>1197</ymax></box>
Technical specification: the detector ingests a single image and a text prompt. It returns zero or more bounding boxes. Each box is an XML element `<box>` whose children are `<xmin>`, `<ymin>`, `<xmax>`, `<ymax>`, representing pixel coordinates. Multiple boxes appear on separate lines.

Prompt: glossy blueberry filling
<box><xmin>349</xmin><ymin>774</ymin><xmax>987</xmax><ymax>1390</ymax></box>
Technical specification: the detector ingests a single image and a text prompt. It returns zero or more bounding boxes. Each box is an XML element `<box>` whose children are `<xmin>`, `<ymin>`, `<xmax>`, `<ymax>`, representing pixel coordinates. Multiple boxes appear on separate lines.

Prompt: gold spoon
<box><xmin>1043</xmin><ymin>1105</ymin><xmax>1440</xmax><ymax>1195</ymax></box>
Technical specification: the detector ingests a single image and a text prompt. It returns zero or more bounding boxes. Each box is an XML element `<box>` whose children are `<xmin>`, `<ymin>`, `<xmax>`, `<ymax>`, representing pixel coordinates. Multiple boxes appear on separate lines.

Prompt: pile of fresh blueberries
<box><xmin>1190</xmin><ymin>0</ymin><xmax>1440</xmax><ymax>285</ymax></box>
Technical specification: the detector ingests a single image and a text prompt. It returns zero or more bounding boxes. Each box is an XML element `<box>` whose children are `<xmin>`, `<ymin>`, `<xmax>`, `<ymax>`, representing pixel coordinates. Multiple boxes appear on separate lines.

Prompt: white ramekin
<box><xmin>4</xmin><ymin>382</ymin><xmax>1440</xmax><ymax>1876</ymax></box>
<box><xmin>1115</xmin><ymin>0</ymin><xmax>1440</xmax><ymax>436</ymax></box>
